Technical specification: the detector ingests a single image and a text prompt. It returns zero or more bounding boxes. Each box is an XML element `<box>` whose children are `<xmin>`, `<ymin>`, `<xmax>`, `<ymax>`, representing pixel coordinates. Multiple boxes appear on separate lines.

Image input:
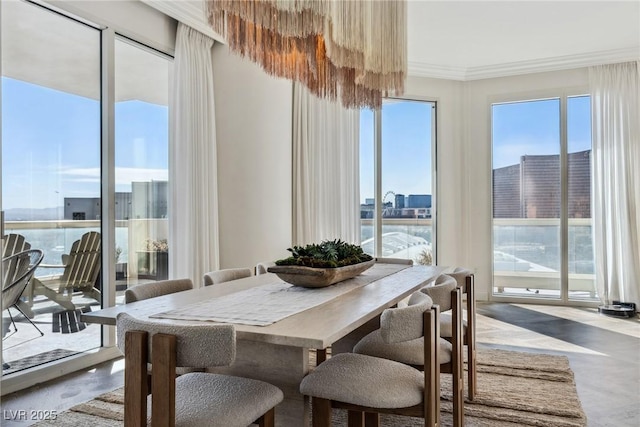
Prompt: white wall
<box><xmin>212</xmin><ymin>44</ymin><xmax>293</xmax><ymax>270</ymax></box>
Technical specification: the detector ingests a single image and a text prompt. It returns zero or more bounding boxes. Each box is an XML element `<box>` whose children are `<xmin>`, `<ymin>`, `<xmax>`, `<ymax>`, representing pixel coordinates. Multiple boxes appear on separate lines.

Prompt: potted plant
<box><xmin>115</xmin><ymin>246</ymin><xmax>128</xmax><ymax>280</ymax></box>
<box><xmin>137</xmin><ymin>238</ymin><xmax>169</xmax><ymax>280</ymax></box>
<box><xmin>268</xmin><ymin>239</ymin><xmax>374</xmax><ymax>287</ymax></box>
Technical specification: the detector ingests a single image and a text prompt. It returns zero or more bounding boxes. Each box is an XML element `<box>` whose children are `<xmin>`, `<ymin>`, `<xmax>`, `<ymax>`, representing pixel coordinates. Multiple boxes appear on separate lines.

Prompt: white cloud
<box><xmin>60</xmin><ymin>166</ymin><xmax>168</xmax><ymax>186</ymax></box>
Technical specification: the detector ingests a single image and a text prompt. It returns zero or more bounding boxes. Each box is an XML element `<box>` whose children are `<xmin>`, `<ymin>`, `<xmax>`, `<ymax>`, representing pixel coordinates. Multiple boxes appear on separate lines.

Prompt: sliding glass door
<box><xmin>360</xmin><ymin>99</ymin><xmax>436</xmax><ymax>264</ymax></box>
<box><xmin>1</xmin><ymin>0</ymin><xmax>102</xmax><ymax>373</ymax></box>
<box><xmin>114</xmin><ymin>38</ymin><xmax>172</xmax><ymax>305</ymax></box>
<box><xmin>1</xmin><ymin>1</ymin><xmax>173</xmax><ymax>378</ymax></box>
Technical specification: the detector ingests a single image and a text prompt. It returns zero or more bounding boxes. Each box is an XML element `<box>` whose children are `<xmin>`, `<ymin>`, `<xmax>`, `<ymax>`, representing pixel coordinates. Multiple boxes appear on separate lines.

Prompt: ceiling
<box><xmin>147</xmin><ymin>0</ymin><xmax>640</xmax><ymax>80</ymax></box>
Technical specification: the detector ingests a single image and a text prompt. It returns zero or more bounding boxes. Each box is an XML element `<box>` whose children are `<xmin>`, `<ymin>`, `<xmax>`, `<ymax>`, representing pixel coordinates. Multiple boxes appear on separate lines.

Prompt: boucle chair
<box><xmin>203</xmin><ymin>267</ymin><xmax>252</xmax><ymax>286</ymax></box>
<box><xmin>435</xmin><ymin>267</ymin><xmax>477</xmax><ymax>400</ymax></box>
<box><xmin>255</xmin><ymin>261</ymin><xmax>276</xmax><ymax>275</ymax></box>
<box><xmin>125</xmin><ymin>279</ymin><xmax>196</xmax><ymax>378</ymax></box>
<box><xmin>125</xmin><ymin>278</ymin><xmax>193</xmax><ymax>304</ymax></box>
<box><xmin>300</xmin><ymin>291</ymin><xmax>445</xmax><ymax>427</ymax></box>
<box><xmin>117</xmin><ymin>313</ymin><xmax>283</xmax><ymax>427</ymax></box>
<box><xmin>375</xmin><ymin>257</ymin><xmax>414</xmax><ymax>265</ymax></box>
<box><xmin>353</xmin><ymin>276</ymin><xmax>464</xmax><ymax>426</ymax></box>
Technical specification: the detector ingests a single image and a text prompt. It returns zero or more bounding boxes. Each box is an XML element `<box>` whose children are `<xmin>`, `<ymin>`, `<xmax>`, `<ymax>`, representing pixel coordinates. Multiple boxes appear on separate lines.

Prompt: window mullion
<box><xmin>560</xmin><ymin>96</ymin><xmax>569</xmax><ymax>302</ymax></box>
<box><xmin>374</xmin><ymin>108</ymin><xmax>383</xmax><ymax>257</ymax></box>
<box><xmin>100</xmin><ymin>27</ymin><xmax>116</xmax><ymax>346</ymax></box>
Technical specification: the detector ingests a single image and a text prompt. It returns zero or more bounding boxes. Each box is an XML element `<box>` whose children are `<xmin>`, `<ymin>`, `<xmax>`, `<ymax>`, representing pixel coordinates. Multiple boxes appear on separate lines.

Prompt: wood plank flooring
<box><xmin>1</xmin><ymin>302</ymin><xmax>638</xmax><ymax>426</ymax></box>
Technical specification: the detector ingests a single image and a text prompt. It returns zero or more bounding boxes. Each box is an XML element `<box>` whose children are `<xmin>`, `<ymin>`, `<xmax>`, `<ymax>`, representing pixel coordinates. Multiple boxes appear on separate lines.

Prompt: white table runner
<box><xmin>150</xmin><ymin>263</ymin><xmax>408</xmax><ymax>326</ymax></box>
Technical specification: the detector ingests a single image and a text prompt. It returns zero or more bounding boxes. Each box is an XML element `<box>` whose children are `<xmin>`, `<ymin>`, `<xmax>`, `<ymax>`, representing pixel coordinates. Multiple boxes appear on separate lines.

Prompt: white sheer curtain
<box><xmin>169</xmin><ymin>23</ymin><xmax>219</xmax><ymax>285</ymax></box>
<box><xmin>292</xmin><ymin>83</ymin><xmax>360</xmax><ymax>245</ymax></box>
<box><xmin>589</xmin><ymin>61</ymin><xmax>640</xmax><ymax>306</ymax></box>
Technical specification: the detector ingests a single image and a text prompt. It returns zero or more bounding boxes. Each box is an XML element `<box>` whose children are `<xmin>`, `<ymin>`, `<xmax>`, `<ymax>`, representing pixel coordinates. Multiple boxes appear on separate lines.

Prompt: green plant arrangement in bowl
<box><xmin>268</xmin><ymin>240</ymin><xmax>374</xmax><ymax>288</ymax></box>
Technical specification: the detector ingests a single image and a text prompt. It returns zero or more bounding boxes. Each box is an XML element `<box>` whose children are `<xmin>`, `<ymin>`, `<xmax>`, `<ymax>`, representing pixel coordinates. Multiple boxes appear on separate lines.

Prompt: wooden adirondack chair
<box><xmin>2</xmin><ymin>249</ymin><xmax>45</xmax><ymax>336</ymax></box>
<box><xmin>33</xmin><ymin>231</ymin><xmax>101</xmax><ymax>311</ymax></box>
<box><xmin>2</xmin><ymin>233</ymin><xmax>31</xmax><ymax>258</ymax></box>
<box><xmin>2</xmin><ymin>234</ymin><xmax>36</xmax><ymax>317</ymax></box>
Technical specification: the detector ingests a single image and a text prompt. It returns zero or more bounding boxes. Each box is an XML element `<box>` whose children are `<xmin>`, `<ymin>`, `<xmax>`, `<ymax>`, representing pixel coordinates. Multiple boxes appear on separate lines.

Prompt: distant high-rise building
<box><xmin>407</xmin><ymin>194</ymin><xmax>431</xmax><ymax>209</ymax></box>
<box><xmin>493</xmin><ymin>164</ymin><xmax>521</xmax><ymax>218</ymax></box>
<box><xmin>395</xmin><ymin>194</ymin><xmax>405</xmax><ymax>209</ymax></box>
<box><xmin>132</xmin><ymin>180</ymin><xmax>168</xmax><ymax>219</ymax></box>
<box><xmin>64</xmin><ymin>181</ymin><xmax>169</xmax><ymax>220</ymax></box>
<box><xmin>492</xmin><ymin>150</ymin><xmax>591</xmax><ymax>219</ymax></box>
<box><xmin>65</xmin><ymin>197</ymin><xmax>100</xmax><ymax>220</ymax></box>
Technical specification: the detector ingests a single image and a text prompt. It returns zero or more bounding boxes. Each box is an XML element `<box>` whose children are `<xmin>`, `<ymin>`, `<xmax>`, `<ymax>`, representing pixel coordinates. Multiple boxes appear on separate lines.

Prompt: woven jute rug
<box><xmin>33</xmin><ymin>348</ymin><xmax>587</xmax><ymax>427</ymax></box>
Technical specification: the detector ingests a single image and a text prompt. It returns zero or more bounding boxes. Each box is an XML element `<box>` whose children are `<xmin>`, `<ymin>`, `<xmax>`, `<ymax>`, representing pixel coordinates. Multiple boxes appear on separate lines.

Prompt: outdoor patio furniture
<box><xmin>2</xmin><ymin>233</ymin><xmax>35</xmax><ymax>317</ymax></box>
<box><xmin>2</xmin><ymin>249</ymin><xmax>45</xmax><ymax>337</ymax></box>
<box><xmin>33</xmin><ymin>231</ymin><xmax>101</xmax><ymax>311</ymax></box>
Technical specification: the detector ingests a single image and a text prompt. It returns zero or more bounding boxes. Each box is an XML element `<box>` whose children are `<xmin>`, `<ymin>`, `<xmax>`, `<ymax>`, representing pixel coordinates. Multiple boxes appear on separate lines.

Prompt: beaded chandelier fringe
<box><xmin>205</xmin><ymin>0</ymin><xmax>407</xmax><ymax>110</ymax></box>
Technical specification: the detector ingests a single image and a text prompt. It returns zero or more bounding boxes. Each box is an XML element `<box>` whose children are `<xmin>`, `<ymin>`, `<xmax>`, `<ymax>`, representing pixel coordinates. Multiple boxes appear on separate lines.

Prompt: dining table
<box><xmin>82</xmin><ymin>263</ymin><xmax>445</xmax><ymax>426</ymax></box>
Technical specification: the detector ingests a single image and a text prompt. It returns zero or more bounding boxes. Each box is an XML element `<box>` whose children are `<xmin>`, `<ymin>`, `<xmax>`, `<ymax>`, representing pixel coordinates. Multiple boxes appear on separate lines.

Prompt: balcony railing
<box><xmin>7</xmin><ymin>218</ymin><xmax>596</xmax><ymax>298</ymax></box>
<box><xmin>360</xmin><ymin>217</ymin><xmax>596</xmax><ymax>298</ymax></box>
<box><xmin>5</xmin><ymin>219</ymin><xmax>167</xmax><ymax>280</ymax></box>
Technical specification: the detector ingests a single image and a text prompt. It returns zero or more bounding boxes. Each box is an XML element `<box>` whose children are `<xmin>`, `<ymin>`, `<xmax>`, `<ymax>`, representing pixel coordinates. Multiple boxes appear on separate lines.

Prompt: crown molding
<box><xmin>407</xmin><ymin>62</ymin><xmax>468</xmax><ymax>81</ymax></box>
<box><xmin>142</xmin><ymin>2</ymin><xmax>638</xmax><ymax>81</ymax></box>
<box><xmin>141</xmin><ymin>0</ymin><xmax>225</xmax><ymax>43</ymax></box>
<box><xmin>465</xmin><ymin>47</ymin><xmax>640</xmax><ymax>80</ymax></box>
<box><xmin>409</xmin><ymin>47</ymin><xmax>640</xmax><ymax>81</ymax></box>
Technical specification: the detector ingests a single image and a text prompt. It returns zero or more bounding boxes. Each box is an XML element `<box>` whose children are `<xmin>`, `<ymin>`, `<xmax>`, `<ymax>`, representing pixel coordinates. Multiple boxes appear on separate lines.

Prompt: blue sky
<box><xmin>360</xmin><ymin>100</ymin><xmax>434</xmax><ymax>204</ymax></box>
<box><xmin>2</xmin><ymin>77</ymin><xmax>168</xmax><ymax>210</ymax></box>
<box><xmin>3</xmin><ymin>76</ymin><xmax>590</xmax><ymax>210</ymax></box>
<box><xmin>492</xmin><ymin>96</ymin><xmax>591</xmax><ymax>169</ymax></box>
<box><xmin>361</xmin><ymin>95</ymin><xmax>591</xmax><ymax>204</ymax></box>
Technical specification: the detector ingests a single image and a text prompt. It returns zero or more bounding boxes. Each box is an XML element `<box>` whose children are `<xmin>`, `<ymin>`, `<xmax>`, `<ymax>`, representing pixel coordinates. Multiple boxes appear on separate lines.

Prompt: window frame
<box><xmin>488</xmin><ymin>88</ymin><xmax>596</xmax><ymax>305</ymax></box>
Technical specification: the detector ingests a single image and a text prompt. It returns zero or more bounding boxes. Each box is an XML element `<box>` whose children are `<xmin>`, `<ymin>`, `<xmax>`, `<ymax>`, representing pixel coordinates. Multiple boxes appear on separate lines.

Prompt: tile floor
<box><xmin>1</xmin><ymin>302</ymin><xmax>639</xmax><ymax>427</ymax></box>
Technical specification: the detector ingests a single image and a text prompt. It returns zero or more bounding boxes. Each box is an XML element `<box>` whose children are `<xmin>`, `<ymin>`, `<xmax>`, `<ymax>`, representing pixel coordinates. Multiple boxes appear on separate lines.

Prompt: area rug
<box><xmin>33</xmin><ymin>348</ymin><xmax>587</xmax><ymax>427</ymax></box>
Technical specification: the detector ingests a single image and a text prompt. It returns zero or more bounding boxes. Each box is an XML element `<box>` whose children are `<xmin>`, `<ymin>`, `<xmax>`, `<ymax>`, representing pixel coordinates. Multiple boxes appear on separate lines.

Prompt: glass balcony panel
<box><xmin>114</xmin><ymin>38</ymin><xmax>172</xmax><ymax>304</ymax></box>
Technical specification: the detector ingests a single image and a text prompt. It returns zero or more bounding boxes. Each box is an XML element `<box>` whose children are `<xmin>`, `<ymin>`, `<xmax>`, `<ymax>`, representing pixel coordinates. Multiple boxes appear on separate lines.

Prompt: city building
<box><xmin>64</xmin><ymin>182</ymin><xmax>168</xmax><ymax>221</ymax></box>
<box><xmin>492</xmin><ymin>150</ymin><xmax>591</xmax><ymax>219</ymax></box>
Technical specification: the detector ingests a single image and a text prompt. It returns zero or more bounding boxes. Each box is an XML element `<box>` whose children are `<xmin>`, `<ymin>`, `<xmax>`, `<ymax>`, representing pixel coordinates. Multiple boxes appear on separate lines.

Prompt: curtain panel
<box><xmin>169</xmin><ymin>23</ymin><xmax>220</xmax><ymax>285</ymax></box>
<box><xmin>589</xmin><ymin>60</ymin><xmax>640</xmax><ymax>305</ymax></box>
<box><xmin>292</xmin><ymin>84</ymin><xmax>361</xmax><ymax>245</ymax></box>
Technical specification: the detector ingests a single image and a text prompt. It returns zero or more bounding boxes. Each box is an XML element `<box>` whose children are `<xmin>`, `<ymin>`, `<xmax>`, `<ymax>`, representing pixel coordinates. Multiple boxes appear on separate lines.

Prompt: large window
<box><xmin>360</xmin><ymin>99</ymin><xmax>435</xmax><ymax>264</ymax></box>
<box><xmin>1</xmin><ymin>0</ymin><xmax>102</xmax><ymax>372</ymax></box>
<box><xmin>1</xmin><ymin>1</ymin><xmax>172</xmax><ymax>378</ymax></box>
<box><xmin>491</xmin><ymin>95</ymin><xmax>595</xmax><ymax>301</ymax></box>
<box><xmin>114</xmin><ymin>38</ymin><xmax>172</xmax><ymax>303</ymax></box>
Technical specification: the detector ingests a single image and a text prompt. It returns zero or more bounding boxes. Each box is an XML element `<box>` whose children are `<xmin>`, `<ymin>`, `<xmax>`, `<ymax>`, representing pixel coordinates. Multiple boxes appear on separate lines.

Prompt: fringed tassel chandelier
<box><xmin>205</xmin><ymin>0</ymin><xmax>407</xmax><ymax>110</ymax></box>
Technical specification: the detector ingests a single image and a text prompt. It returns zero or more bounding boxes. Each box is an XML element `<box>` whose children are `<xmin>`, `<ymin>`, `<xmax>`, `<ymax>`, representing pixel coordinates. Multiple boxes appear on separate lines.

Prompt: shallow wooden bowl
<box><xmin>267</xmin><ymin>259</ymin><xmax>375</xmax><ymax>288</ymax></box>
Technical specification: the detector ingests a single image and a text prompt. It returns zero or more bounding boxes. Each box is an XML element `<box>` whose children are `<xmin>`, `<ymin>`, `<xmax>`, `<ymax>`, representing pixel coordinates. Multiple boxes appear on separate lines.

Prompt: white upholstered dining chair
<box><xmin>255</xmin><ymin>261</ymin><xmax>276</xmax><ymax>275</ymax></box>
<box><xmin>438</xmin><ymin>267</ymin><xmax>477</xmax><ymax>400</ymax></box>
<box><xmin>300</xmin><ymin>291</ymin><xmax>445</xmax><ymax>427</ymax></box>
<box><xmin>125</xmin><ymin>278</ymin><xmax>193</xmax><ymax>304</ymax></box>
<box><xmin>353</xmin><ymin>275</ymin><xmax>464</xmax><ymax>426</ymax></box>
<box><xmin>203</xmin><ymin>267</ymin><xmax>252</xmax><ymax>286</ymax></box>
<box><xmin>374</xmin><ymin>257</ymin><xmax>414</xmax><ymax>265</ymax></box>
<box><xmin>117</xmin><ymin>313</ymin><xmax>283</xmax><ymax>427</ymax></box>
